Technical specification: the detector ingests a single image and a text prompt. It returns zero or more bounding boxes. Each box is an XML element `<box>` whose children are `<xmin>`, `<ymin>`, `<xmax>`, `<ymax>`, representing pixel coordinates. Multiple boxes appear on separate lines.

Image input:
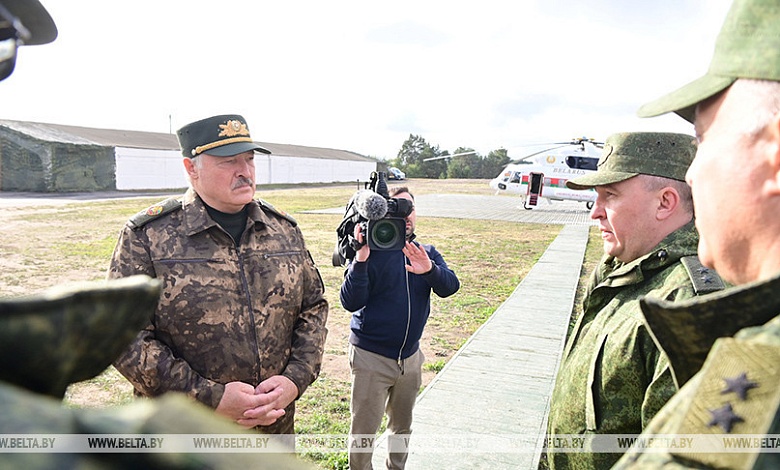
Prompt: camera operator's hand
<box><xmin>402</xmin><ymin>241</ymin><xmax>433</xmax><ymax>274</ymax></box>
<box><xmin>354</xmin><ymin>224</ymin><xmax>370</xmax><ymax>262</ymax></box>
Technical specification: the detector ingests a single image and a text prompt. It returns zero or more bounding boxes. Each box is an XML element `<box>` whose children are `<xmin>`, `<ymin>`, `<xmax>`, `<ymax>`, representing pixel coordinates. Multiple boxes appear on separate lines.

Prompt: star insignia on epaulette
<box><xmin>707</xmin><ymin>403</ymin><xmax>744</xmax><ymax>433</ymax></box>
<box><xmin>721</xmin><ymin>372</ymin><xmax>759</xmax><ymax>401</ymax></box>
<box><xmin>696</xmin><ymin>267</ymin><xmax>714</xmax><ymax>283</ymax></box>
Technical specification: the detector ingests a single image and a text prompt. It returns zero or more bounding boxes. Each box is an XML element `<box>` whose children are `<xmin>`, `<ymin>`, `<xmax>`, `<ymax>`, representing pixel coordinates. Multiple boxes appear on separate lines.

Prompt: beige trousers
<box><xmin>348</xmin><ymin>344</ymin><xmax>424</xmax><ymax>470</ymax></box>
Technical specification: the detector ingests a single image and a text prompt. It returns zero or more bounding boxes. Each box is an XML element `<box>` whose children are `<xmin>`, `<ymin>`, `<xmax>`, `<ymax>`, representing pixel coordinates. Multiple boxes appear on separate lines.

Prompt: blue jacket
<box><xmin>340</xmin><ymin>242</ymin><xmax>460</xmax><ymax>361</ymax></box>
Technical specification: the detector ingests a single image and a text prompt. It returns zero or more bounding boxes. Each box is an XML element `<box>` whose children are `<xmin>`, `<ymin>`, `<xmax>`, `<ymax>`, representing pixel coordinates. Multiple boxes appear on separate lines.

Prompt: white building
<box><xmin>0</xmin><ymin>120</ymin><xmax>377</xmax><ymax>192</ymax></box>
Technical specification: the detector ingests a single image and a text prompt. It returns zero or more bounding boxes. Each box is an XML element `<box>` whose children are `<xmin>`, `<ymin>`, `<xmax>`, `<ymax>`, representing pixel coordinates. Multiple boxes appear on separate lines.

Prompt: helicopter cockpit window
<box><xmin>510</xmin><ymin>172</ymin><xmax>521</xmax><ymax>184</ymax></box>
<box><xmin>565</xmin><ymin>156</ymin><xmax>599</xmax><ymax>171</ymax></box>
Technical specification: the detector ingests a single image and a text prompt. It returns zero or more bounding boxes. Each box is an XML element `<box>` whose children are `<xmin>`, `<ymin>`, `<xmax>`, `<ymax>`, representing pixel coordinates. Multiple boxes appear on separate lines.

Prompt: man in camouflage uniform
<box><xmin>546</xmin><ymin>132</ymin><xmax>721</xmax><ymax>469</ymax></box>
<box><xmin>1</xmin><ymin>3</ymin><xmax>313</xmax><ymax>468</ymax></box>
<box><xmin>614</xmin><ymin>0</ymin><xmax>780</xmax><ymax>468</ymax></box>
<box><xmin>109</xmin><ymin>114</ymin><xmax>329</xmax><ymax>435</ymax></box>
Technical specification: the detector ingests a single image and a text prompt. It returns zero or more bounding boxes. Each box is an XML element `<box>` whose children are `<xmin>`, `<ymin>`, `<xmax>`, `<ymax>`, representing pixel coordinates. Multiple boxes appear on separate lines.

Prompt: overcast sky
<box><xmin>2</xmin><ymin>0</ymin><xmax>732</xmax><ymax>160</ymax></box>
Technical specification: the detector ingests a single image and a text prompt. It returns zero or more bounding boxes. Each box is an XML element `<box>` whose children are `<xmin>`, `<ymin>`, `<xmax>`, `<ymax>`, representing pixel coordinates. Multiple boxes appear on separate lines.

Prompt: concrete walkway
<box><xmin>371</xmin><ymin>223</ymin><xmax>590</xmax><ymax>469</ymax></box>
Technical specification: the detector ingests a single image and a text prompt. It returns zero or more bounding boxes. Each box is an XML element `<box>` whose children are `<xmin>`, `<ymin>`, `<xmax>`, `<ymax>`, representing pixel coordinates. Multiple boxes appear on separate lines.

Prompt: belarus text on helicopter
<box><xmin>490</xmin><ymin>137</ymin><xmax>601</xmax><ymax>210</ymax></box>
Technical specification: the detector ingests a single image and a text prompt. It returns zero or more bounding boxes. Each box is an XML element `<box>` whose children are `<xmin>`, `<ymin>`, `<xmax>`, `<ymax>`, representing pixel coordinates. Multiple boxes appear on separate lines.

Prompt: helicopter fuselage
<box><xmin>489</xmin><ymin>143</ymin><xmax>600</xmax><ymax>210</ymax></box>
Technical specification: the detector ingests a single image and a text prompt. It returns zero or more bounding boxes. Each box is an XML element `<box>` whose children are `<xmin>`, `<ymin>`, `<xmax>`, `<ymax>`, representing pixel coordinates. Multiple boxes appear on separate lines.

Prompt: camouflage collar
<box><xmin>182</xmin><ymin>189</ymin><xmax>272</xmax><ymax>236</ymax></box>
<box><xmin>598</xmin><ymin>221</ymin><xmax>698</xmax><ymax>286</ymax></box>
<box><xmin>641</xmin><ymin>270</ymin><xmax>780</xmax><ymax>389</ymax></box>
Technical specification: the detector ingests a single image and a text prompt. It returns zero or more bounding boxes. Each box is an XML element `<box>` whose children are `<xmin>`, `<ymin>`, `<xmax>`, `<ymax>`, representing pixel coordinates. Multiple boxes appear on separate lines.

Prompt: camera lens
<box><xmin>368</xmin><ymin>218</ymin><xmax>404</xmax><ymax>250</ymax></box>
<box><xmin>372</xmin><ymin>220</ymin><xmax>399</xmax><ymax>247</ymax></box>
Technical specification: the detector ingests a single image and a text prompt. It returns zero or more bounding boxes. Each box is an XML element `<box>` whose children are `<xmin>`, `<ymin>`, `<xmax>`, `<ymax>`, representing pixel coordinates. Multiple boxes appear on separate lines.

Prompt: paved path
<box><xmin>309</xmin><ymin>193</ymin><xmax>596</xmax><ymax>226</ymax></box>
<box><xmin>368</xmin><ymin>223</ymin><xmax>589</xmax><ymax>469</ymax></box>
<box><xmin>314</xmin><ymin>193</ymin><xmax>593</xmax><ymax>468</ymax></box>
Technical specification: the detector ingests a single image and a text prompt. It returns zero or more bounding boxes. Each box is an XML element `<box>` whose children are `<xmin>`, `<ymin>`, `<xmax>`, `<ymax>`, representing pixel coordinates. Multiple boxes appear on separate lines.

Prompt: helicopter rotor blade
<box><xmin>422</xmin><ymin>150</ymin><xmax>477</xmax><ymax>162</ymax></box>
<box><xmin>511</xmin><ymin>144</ymin><xmax>571</xmax><ymax>163</ymax></box>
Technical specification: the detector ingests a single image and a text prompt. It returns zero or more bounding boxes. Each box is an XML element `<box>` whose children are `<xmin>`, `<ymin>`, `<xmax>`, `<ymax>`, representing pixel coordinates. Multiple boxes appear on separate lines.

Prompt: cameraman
<box><xmin>340</xmin><ymin>186</ymin><xmax>460</xmax><ymax>470</ymax></box>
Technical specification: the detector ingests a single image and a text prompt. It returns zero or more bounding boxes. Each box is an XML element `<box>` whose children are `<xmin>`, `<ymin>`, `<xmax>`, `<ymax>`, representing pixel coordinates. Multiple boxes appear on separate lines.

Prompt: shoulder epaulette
<box><xmin>127</xmin><ymin>197</ymin><xmax>182</xmax><ymax>230</ymax></box>
<box><xmin>681</xmin><ymin>255</ymin><xmax>726</xmax><ymax>295</ymax></box>
<box><xmin>670</xmin><ymin>338</ymin><xmax>780</xmax><ymax>469</ymax></box>
<box><xmin>257</xmin><ymin>198</ymin><xmax>297</xmax><ymax>227</ymax></box>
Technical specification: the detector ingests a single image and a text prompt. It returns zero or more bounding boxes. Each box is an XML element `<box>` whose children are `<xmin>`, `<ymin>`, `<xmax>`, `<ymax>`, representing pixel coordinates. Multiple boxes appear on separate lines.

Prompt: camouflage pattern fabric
<box><xmin>109</xmin><ymin>188</ymin><xmax>329</xmax><ymax>434</ymax></box>
<box><xmin>547</xmin><ymin>222</ymin><xmax>700</xmax><ymax>470</ymax></box>
<box><xmin>0</xmin><ymin>382</ymin><xmax>314</xmax><ymax>469</ymax></box>
<box><xmin>0</xmin><ymin>275</ymin><xmax>160</xmax><ymax>398</ymax></box>
<box><xmin>613</xmin><ymin>271</ymin><xmax>780</xmax><ymax>469</ymax></box>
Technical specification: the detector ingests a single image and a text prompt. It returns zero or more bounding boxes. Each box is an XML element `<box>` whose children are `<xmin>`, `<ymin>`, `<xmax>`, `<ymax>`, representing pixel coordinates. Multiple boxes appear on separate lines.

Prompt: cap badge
<box><xmin>218</xmin><ymin>120</ymin><xmax>250</xmax><ymax>138</ymax></box>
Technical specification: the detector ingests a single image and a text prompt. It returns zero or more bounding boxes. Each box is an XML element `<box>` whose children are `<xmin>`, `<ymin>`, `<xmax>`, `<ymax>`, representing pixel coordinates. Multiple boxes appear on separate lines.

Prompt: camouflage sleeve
<box><xmin>281</xmin><ymin>247</ymin><xmax>329</xmax><ymax>398</ymax></box>
<box><xmin>640</xmin><ymin>343</ymin><xmax>676</xmax><ymax>427</ymax></box>
<box><xmin>108</xmin><ymin>226</ymin><xmax>226</xmax><ymax>408</ymax></box>
<box><xmin>612</xmin><ymin>379</ymin><xmax>696</xmax><ymax>469</ymax></box>
<box><xmin>639</xmin><ymin>263</ymin><xmax>698</xmax><ymax>427</ymax></box>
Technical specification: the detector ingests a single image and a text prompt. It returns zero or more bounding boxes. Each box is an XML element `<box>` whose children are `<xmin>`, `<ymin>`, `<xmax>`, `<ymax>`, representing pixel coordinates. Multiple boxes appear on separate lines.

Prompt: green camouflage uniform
<box><xmin>109</xmin><ymin>188</ymin><xmax>328</xmax><ymax>434</ymax></box>
<box><xmin>547</xmin><ymin>222</ymin><xmax>700</xmax><ymax>470</ymax></box>
<box><xmin>612</xmin><ymin>272</ymin><xmax>780</xmax><ymax>469</ymax></box>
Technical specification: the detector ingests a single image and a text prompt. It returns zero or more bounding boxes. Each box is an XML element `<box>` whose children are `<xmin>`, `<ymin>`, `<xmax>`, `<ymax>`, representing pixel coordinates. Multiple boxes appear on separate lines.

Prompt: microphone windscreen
<box><xmin>354</xmin><ymin>190</ymin><xmax>388</xmax><ymax>220</ymax></box>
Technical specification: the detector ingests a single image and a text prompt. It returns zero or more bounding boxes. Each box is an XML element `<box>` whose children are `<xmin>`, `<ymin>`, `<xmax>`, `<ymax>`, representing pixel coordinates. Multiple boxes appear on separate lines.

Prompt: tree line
<box><xmin>383</xmin><ymin>134</ymin><xmax>511</xmax><ymax>179</ymax></box>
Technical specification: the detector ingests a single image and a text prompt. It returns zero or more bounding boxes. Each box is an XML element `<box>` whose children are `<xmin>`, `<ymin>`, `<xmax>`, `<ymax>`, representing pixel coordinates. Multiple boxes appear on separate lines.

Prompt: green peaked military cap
<box><xmin>566</xmin><ymin>132</ymin><xmax>696</xmax><ymax>190</ymax></box>
<box><xmin>176</xmin><ymin>114</ymin><xmax>271</xmax><ymax>158</ymax></box>
<box><xmin>1</xmin><ymin>0</ymin><xmax>58</xmax><ymax>45</ymax></box>
<box><xmin>637</xmin><ymin>0</ymin><xmax>780</xmax><ymax>123</ymax></box>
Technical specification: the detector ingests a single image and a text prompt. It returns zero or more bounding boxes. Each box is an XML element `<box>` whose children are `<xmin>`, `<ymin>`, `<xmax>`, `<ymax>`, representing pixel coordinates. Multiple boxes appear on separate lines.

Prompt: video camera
<box><xmin>332</xmin><ymin>171</ymin><xmax>414</xmax><ymax>266</ymax></box>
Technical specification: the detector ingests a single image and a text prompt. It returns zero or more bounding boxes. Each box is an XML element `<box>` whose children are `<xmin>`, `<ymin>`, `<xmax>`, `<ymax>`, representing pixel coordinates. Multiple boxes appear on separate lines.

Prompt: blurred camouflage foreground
<box><xmin>0</xmin><ymin>275</ymin><xmax>161</xmax><ymax>398</ymax></box>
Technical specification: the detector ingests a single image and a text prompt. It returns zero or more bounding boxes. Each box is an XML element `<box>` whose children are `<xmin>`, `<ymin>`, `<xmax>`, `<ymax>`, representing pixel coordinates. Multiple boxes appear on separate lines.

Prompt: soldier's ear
<box><xmin>183</xmin><ymin>158</ymin><xmax>198</xmax><ymax>180</ymax></box>
<box><xmin>656</xmin><ymin>187</ymin><xmax>680</xmax><ymax>221</ymax></box>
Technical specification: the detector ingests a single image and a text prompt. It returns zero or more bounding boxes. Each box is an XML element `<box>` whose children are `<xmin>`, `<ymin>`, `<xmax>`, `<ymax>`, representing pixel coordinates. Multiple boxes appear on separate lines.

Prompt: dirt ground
<box><xmin>0</xmin><ymin>190</ymin><xmax>464</xmax><ymax>403</ymax></box>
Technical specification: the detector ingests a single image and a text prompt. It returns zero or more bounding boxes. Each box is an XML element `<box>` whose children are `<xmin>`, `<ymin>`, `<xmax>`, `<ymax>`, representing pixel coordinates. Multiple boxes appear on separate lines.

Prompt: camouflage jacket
<box><xmin>109</xmin><ymin>189</ymin><xmax>328</xmax><ymax>432</ymax></box>
<box><xmin>613</xmin><ymin>271</ymin><xmax>780</xmax><ymax>470</ymax></box>
<box><xmin>547</xmin><ymin>222</ymin><xmax>700</xmax><ymax>470</ymax></box>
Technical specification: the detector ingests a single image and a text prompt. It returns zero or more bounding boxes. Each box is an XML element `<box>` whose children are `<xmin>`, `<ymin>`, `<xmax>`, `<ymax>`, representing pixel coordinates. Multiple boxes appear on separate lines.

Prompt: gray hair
<box><xmin>184</xmin><ymin>155</ymin><xmax>203</xmax><ymax>186</ymax></box>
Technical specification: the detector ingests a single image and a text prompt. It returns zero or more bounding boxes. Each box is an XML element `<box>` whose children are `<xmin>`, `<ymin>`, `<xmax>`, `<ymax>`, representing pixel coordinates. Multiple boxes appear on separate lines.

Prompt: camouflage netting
<box><xmin>0</xmin><ymin>127</ymin><xmax>116</xmax><ymax>192</ymax></box>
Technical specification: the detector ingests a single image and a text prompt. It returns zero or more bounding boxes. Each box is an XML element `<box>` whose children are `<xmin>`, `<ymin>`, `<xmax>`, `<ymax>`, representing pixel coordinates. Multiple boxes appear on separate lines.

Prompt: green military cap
<box><xmin>0</xmin><ymin>0</ymin><xmax>58</xmax><ymax>46</ymax></box>
<box><xmin>566</xmin><ymin>132</ymin><xmax>696</xmax><ymax>190</ymax></box>
<box><xmin>638</xmin><ymin>0</ymin><xmax>780</xmax><ymax>123</ymax></box>
<box><xmin>176</xmin><ymin>114</ymin><xmax>271</xmax><ymax>158</ymax></box>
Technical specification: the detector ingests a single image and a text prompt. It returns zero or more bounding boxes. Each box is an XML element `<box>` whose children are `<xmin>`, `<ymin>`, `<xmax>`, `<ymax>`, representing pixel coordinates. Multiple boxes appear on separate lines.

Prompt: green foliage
<box><xmin>393</xmin><ymin>136</ymin><xmax>511</xmax><ymax>180</ymax></box>
<box><xmin>423</xmin><ymin>360</ymin><xmax>447</xmax><ymax>373</ymax></box>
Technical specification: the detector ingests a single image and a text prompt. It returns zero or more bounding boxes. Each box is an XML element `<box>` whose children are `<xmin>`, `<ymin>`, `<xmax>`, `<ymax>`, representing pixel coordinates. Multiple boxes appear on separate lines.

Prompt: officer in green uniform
<box><xmin>546</xmin><ymin>132</ymin><xmax>720</xmax><ymax>469</ymax></box>
<box><xmin>0</xmin><ymin>2</ymin><xmax>313</xmax><ymax>468</ymax></box>
<box><xmin>613</xmin><ymin>0</ymin><xmax>780</xmax><ymax>468</ymax></box>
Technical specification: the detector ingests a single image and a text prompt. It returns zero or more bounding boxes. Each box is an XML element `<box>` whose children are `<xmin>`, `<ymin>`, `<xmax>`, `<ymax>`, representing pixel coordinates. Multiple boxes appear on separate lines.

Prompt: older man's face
<box><xmin>186</xmin><ymin>151</ymin><xmax>256</xmax><ymax>214</ymax></box>
<box><xmin>690</xmin><ymin>85</ymin><xmax>767</xmax><ymax>285</ymax></box>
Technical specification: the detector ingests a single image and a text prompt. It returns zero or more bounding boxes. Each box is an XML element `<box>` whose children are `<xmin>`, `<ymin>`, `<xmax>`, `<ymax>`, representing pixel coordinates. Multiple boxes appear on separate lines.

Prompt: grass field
<box><xmin>0</xmin><ymin>179</ymin><xmax>601</xmax><ymax>469</ymax></box>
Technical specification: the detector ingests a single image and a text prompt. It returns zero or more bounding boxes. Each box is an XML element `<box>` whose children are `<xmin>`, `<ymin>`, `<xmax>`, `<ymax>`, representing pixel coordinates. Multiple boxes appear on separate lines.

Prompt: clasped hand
<box><xmin>215</xmin><ymin>375</ymin><xmax>298</xmax><ymax>428</ymax></box>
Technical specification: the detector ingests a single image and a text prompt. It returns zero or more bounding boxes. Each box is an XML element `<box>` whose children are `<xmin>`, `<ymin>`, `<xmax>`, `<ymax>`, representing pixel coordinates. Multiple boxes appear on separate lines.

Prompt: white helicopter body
<box><xmin>489</xmin><ymin>138</ymin><xmax>602</xmax><ymax>210</ymax></box>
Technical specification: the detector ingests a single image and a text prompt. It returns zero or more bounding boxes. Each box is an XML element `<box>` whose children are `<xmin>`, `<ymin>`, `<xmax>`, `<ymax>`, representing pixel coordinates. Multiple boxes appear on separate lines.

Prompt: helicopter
<box><xmin>489</xmin><ymin>137</ymin><xmax>602</xmax><ymax>210</ymax></box>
